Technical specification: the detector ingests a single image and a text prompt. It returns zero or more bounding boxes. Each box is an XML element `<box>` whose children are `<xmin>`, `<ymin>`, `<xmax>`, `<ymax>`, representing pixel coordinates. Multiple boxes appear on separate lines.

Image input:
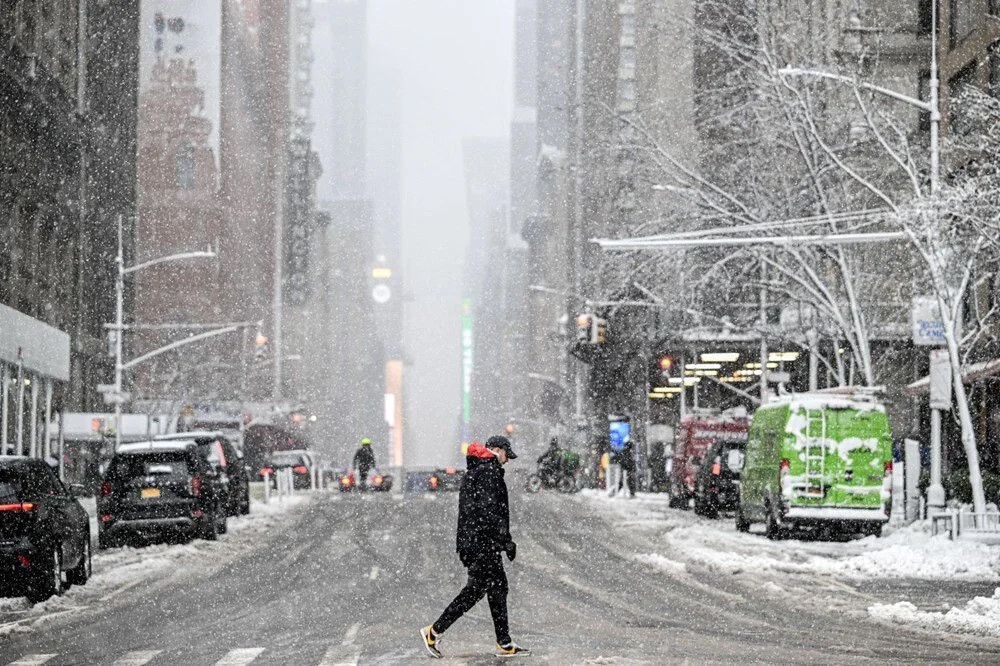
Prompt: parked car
<box><xmin>693</xmin><ymin>438</ymin><xmax>746</xmax><ymax>518</ymax></box>
<box><xmin>670</xmin><ymin>410</ymin><xmax>749</xmax><ymax>509</ymax></box>
<box><xmin>98</xmin><ymin>441</ymin><xmax>228</xmax><ymax>549</ymax></box>
<box><xmin>155</xmin><ymin>431</ymin><xmax>250</xmax><ymax>516</ymax></box>
<box><xmin>737</xmin><ymin>391</ymin><xmax>893</xmax><ymax>539</ymax></box>
<box><xmin>404</xmin><ymin>469</ymin><xmax>437</xmax><ymax>493</ymax></box>
<box><xmin>0</xmin><ymin>457</ymin><xmax>91</xmax><ymax>602</ymax></box>
<box><xmin>429</xmin><ymin>467</ymin><xmax>464</xmax><ymax>492</ymax></box>
<box><xmin>261</xmin><ymin>450</ymin><xmax>315</xmax><ymax>490</ymax></box>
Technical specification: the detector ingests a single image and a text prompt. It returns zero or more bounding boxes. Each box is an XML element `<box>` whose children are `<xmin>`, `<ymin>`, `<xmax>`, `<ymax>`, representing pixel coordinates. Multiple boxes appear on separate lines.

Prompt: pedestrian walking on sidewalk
<box><xmin>420</xmin><ymin>435</ymin><xmax>531</xmax><ymax>658</ymax></box>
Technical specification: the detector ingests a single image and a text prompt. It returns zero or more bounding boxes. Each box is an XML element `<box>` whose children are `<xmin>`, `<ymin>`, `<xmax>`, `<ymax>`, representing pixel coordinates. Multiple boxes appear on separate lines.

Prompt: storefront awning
<box><xmin>904</xmin><ymin>357</ymin><xmax>1000</xmax><ymax>396</ymax></box>
<box><xmin>0</xmin><ymin>303</ymin><xmax>70</xmax><ymax>381</ymax></box>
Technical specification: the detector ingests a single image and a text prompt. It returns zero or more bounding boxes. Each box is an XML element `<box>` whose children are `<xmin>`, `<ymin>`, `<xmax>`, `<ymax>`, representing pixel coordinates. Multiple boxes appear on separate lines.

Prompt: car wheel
<box><xmin>525</xmin><ymin>474</ymin><xmax>543</xmax><ymax>493</ymax></box>
<box><xmin>735</xmin><ymin>503</ymin><xmax>750</xmax><ymax>532</ymax></box>
<box><xmin>765</xmin><ymin>508</ymin><xmax>784</xmax><ymax>541</ymax></box>
<box><xmin>201</xmin><ymin>512</ymin><xmax>219</xmax><ymax>541</ymax></box>
<box><xmin>557</xmin><ymin>476</ymin><xmax>575</xmax><ymax>493</ymax></box>
<box><xmin>66</xmin><ymin>533</ymin><xmax>92</xmax><ymax>586</ymax></box>
<box><xmin>27</xmin><ymin>546</ymin><xmax>62</xmax><ymax>603</ymax></box>
<box><xmin>97</xmin><ymin>531</ymin><xmax>115</xmax><ymax>550</ymax></box>
<box><xmin>704</xmin><ymin>494</ymin><xmax>719</xmax><ymax>520</ymax></box>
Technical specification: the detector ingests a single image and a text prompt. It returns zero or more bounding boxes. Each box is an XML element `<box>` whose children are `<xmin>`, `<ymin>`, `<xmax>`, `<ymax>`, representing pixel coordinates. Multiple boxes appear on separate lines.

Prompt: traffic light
<box><xmin>591</xmin><ymin>317</ymin><xmax>607</xmax><ymax>345</ymax></box>
<box><xmin>576</xmin><ymin>314</ymin><xmax>593</xmax><ymax>343</ymax></box>
<box><xmin>658</xmin><ymin>356</ymin><xmax>675</xmax><ymax>377</ymax></box>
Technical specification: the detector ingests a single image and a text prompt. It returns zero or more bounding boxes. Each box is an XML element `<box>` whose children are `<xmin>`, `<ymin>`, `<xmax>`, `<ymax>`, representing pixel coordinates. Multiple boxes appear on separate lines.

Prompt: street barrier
<box><xmin>930</xmin><ymin>506</ymin><xmax>1000</xmax><ymax>542</ymax></box>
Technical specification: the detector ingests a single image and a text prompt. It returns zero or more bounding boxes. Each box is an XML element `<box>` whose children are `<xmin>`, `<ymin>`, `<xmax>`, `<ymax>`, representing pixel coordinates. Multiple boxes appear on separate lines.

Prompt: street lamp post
<box><xmin>109</xmin><ymin>216</ymin><xmax>219</xmax><ymax>452</ymax></box>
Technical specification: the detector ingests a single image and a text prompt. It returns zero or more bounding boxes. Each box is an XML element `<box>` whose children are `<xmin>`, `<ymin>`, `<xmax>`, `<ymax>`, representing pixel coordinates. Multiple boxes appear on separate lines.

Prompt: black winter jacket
<box><xmin>456</xmin><ymin>443</ymin><xmax>511</xmax><ymax>564</ymax></box>
<box><xmin>353</xmin><ymin>446</ymin><xmax>375</xmax><ymax>471</ymax></box>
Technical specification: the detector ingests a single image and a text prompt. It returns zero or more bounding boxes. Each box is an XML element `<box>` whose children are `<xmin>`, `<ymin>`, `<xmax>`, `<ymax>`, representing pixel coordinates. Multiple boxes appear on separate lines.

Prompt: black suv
<box><xmin>693</xmin><ymin>438</ymin><xmax>747</xmax><ymax>519</ymax></box>
<box><xmin>0</xmin><ymin>457</ymin><xmax>91</xmax><ymax>602</ymax></box>
<box><xmin>98</xmin><ymin>441</ymin><xmax>227</xmax><ymax>548</ymax></box>
<box><xmin>155</xmin><ymin>432</ymin><xmax>250</xmax><ymax>516</ymax></box>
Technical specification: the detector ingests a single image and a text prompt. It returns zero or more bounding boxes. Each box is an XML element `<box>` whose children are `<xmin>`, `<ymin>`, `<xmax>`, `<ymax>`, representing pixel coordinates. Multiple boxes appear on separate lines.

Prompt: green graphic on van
<box><xmin>739</xmin><ymin>394</ymin><xmax>893</xmax><ymax>534</ymax></box>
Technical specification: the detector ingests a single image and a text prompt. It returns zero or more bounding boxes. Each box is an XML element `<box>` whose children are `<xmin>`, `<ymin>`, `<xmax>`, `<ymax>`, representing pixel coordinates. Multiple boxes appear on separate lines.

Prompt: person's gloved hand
<box><xmin>505</xmin><ymin>540</ymin><xmax>517</xmax><ymax>562</ymax></box>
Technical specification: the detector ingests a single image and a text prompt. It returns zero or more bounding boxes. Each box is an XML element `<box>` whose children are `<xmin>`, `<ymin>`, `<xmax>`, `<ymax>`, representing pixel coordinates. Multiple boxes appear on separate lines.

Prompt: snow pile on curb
<box><xmin>664</xmin><ymin>520</ymin><xmax>1000</xmax><ymax>581</ymax></box>
<box><xmin>634</xmin><ymin>553</ymin><xmax>687</xmax><ymax>575</ymax></box>
<box><xmin>579</xmin><ymin>489</ymin><xmax>1000</xmax><ymax>582</ymax></box>
<box><xmin>870</xmin><ymin>589</ymin><xmax>1000</xmax><ymax>638</ymax></box>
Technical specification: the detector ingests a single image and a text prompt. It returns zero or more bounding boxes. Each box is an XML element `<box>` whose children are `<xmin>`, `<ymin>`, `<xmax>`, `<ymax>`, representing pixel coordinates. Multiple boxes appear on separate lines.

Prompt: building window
<box><xmin>918</xmin><ymin>0</ymin><xmax>936</xmax><ymax>36</ymax></box>
<box><xmin>918</xmin><ymin>71</ymin><xmax>931</xmax><ymax>131</ymax></box>
<box><xmin>992</xmin><ymin>42</ymin><xmax>1000</xmax><ymax>97</ymax></box>
<box><xmin>950</xmin><ymin>0</ymin><xmax>976</xmax><ymax>48</ymax></box>
<box><xmin>949</xmin><ymin>62</ymin><xmax>978</xmax><ymax>135</ymax></box>
<box><xmin>175</xmin><ymin>147</ymin><xmax>195</xmax><ymax>190</ymax></box>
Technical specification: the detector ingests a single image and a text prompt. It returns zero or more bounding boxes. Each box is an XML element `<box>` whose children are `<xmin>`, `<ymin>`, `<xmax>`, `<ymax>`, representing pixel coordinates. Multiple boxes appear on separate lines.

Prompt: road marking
<box><xmin>342</xmin><ymin>621</ymin><xmax>360</xmax><ymax>645</ymax></box>
<box><xmin>213</xmin><ymin>648</ymin><xmax>265</xmax><ymax>665</ymax></box>
<box><xmin>318</xmin><ymin>647</ymin><xmax>360</xmax><ymax>666</ymax></box>
<box><xmin>7</xmin><ymin>656</ymin><xmax>57</xmax><ymax>666</ymax></box>
<box><xmin>111</xmin><ymin>651</ymin><xmax>162</xmax><ymax>666</ymax></box>
<box><xmin>368</xmin><ymin>566</ymin><xmax>379</xmax><ymax>580</ymax></box>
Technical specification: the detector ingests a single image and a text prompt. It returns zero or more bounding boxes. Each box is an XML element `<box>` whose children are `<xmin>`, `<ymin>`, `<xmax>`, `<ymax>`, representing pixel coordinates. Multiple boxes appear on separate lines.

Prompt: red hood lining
<box><xmin>466</xmin><ymin>443</ymin><xmax>496</xmax><ymax>460</ymax></box>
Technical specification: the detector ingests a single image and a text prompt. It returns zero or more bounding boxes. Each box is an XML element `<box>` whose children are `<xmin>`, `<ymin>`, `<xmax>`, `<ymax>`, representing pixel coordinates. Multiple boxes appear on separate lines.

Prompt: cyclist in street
<box><xmin>536</xmin><ymin>437</ymin><xmax>562</xmax><ymax>483</ymax></box>
<box><xmin>353</xmin><ymin>437</ymin><xmax>376</xmax><ymax>490</ymax></box>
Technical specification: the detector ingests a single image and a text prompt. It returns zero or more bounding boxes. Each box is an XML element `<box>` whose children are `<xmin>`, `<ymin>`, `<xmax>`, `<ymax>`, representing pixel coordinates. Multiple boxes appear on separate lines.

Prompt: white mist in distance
<box><xmin>368</xmin><ymin>1</ymin><xmax>515</xmax><ymax>466</ymax></box>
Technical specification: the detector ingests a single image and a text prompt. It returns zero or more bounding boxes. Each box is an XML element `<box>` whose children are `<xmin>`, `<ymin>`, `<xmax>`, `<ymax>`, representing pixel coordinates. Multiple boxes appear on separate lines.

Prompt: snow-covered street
<box><xmin>0</xmin><ymin>487</ymin><xmax>997</xmax><ymax>664</ymax></box>
<box><xmin>0</xmin><ymin>492</ymin><xmax>313</xmax><ymax>641</ymax></box>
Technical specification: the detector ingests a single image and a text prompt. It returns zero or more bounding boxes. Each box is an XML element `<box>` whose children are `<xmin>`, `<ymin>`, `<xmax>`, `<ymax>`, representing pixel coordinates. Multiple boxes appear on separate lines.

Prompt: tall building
<box><xmin>314</xmin><ymin>0</ymin><xmax>367</xmax><ymax>202</ymax></box>
<box><xmin>134</xmin><ymin>5</ymin><xmax>225</xmax><ymax>402</ymax></box>
<box><xmin>303</xmin><ymin>0</ymin><xmax>390</xmax><ymax>463</ymax></box>
<box><xmin>0</xmin><ymin>1</ymin><xmax>139</xmax><ymax>426</ymax></box>
<box><xmin>520</xmin><ymin>0</ymin><xmax>576</xmax><ymax>449</ymax></box>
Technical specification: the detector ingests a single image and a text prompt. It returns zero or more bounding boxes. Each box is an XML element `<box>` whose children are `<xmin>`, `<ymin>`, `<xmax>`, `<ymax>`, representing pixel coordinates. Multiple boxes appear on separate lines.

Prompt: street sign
<box><xmin>96</xmin><ymin>383</ymin><xmax>116</xmax><ymax>394</ymax></box>
<box><xmin>768</xmin><ymin>371</ymin><xmax>791</xmax><ymax>384</ymax></box>
<box><xmin>911</xmin><ymin>296</ymin><xmax>946</xmax><ymax>346</ymax></box>
<box><xmin>102</xmin><ymin>391</ymin><xmax>131</xmax><ymax>406</ymax></box>
<box><xmin>929</xmin><ymin>348</ymin><xmax>951</xmax><ymax>410</ymax></box>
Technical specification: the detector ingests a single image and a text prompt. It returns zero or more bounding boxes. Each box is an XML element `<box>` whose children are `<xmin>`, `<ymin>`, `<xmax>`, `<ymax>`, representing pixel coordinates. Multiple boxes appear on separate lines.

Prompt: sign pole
<box><xmin>927</xmin><ymin>347</ymin><xmax>950</xmax><ymax>512</ymax></box>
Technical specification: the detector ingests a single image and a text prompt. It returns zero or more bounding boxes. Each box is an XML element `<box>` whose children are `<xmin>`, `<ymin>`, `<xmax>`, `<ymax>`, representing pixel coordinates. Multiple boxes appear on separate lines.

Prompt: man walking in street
<box><xmin>420</xmin><ymin>435</ymin><xmax>530</xmax><ymax>658</ymax></box>
<box><xmin>352</xmin><ymin>438</ymin><xmax>376</xmax><ymax>490</ymax></box>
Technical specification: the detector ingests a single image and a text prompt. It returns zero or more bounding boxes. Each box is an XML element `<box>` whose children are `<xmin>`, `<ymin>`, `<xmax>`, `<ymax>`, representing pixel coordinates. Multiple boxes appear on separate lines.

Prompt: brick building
<box><xmin>134</xmin><ymin>56</ymin><xmax>225</xmax><ymax>400</ymax></box>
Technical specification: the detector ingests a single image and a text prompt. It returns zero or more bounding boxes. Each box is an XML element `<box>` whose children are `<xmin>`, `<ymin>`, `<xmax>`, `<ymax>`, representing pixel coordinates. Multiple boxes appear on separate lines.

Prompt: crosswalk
<box><xmin>5</xmin><ymin>647</ymin><xmax>363</xmax><ymax>666</ymax></box>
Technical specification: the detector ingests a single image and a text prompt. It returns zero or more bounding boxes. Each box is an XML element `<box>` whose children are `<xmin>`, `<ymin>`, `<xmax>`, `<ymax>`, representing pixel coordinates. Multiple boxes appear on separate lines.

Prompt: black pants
<box><xmin>621</xmin><ymin>463</ymin><xmax>636</xmax><ymax>495</ymax></box>
<box><xmin>432</xmin><ymin>552</ymin><xmax>510</xmax><ymax>644</ymax></box>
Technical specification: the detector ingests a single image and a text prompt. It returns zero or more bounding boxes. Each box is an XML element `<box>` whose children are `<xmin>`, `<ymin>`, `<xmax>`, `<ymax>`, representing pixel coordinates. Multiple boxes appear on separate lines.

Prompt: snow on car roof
<box><xmin>760</xmin><ymin>392</ymin><xmax>886</xmax><ymax>413</ymax></box>
<box><xmin>155</xmin><ymin>431</ymin><xmax>225</xmax><ymax>440</ymax></box>
<box><xmin>116</xmin><ymin>440</ymin><xmax>197</xmax><ymax>454</ymax></box>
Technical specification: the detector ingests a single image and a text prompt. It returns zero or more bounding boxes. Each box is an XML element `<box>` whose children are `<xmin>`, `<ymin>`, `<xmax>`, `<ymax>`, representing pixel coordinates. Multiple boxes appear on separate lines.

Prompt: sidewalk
<box><xmin>577</xmin><ymin>489</ymin><xmax>1000</xmax><ymax>640</ymax></box>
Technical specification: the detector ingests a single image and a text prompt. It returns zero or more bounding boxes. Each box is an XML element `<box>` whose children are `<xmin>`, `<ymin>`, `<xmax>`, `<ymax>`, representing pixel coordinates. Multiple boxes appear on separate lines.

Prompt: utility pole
<box><xmin>107</xmin><ymin>216</ymin><xmax>220</xmax><ymax>452</ymax></box>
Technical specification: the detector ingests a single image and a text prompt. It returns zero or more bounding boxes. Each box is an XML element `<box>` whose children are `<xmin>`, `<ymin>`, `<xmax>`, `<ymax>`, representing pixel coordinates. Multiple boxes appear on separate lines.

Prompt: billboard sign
<box><xmin>609</xmin><ymin>416</ymin><xmax>631</xmax><ymax>452</ymax></box>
